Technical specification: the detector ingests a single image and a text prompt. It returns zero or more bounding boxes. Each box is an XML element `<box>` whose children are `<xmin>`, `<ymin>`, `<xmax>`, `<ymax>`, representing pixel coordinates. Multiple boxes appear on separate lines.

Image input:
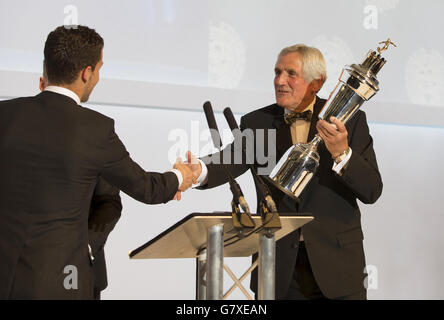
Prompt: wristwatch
<box><xmin>334</xmin><ymin>147</ymin><xmax>351</xmax><ymax>164</ymax></box>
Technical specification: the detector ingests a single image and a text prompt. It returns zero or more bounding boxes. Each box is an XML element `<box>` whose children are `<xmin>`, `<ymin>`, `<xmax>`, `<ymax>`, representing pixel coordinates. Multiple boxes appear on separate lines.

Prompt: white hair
<box><xmin>278</xmin><ymin>44</ymin><xmax>327</xmax><ymax>84</ymax></box>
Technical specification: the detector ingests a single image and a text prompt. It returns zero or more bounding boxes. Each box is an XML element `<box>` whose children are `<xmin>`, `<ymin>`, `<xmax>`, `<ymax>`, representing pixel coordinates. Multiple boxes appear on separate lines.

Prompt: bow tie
<box><xmin>284</xmin><ymin>110</ymin><xmax>312</xmax><ymax>124</ymax></box>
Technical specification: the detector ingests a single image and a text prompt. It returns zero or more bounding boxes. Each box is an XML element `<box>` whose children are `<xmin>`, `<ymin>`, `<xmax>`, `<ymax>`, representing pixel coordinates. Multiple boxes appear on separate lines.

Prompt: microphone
<box><xmin>223</xmin><ymin>107</ymin><xmax>280</xmax><ymax>230</ymax></box>
<box><xmin>202</xmin><ymin>101</ymin><xmax>255</xmax><ymax>231</ymax></box>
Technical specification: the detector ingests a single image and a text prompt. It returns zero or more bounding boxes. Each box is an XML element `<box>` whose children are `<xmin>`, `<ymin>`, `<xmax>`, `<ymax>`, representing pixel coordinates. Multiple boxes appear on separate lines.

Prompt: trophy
<box><xmin>268</xmin><ymin>39</ymin><xmax>396</xmax><ymax>200</ymax></box>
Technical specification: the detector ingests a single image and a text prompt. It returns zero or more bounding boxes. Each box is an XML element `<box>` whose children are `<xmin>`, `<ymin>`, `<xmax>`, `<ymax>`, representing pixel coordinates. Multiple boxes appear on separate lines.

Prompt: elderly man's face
<box><xmin>274</xmin><ymin>52</ymin><xmax>316</xmax><ymax>112</ymax></box>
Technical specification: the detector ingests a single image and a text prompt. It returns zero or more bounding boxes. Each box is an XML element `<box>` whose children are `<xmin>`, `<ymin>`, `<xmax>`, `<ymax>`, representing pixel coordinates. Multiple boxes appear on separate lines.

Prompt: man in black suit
<box><xmin>40</xmin><ymin>74</ymin><xmax>122</xmax><ymax>300</ymax></box>
<box><xmin>88</xmin><ymin>178</ymin><xmax>122</xmax><ymax>300</ymax></box>
<box><xmin>186</xmin><ymin>44</ymin><xmax>383</xmax><ymax>299</ymax></box>
<box><xmin>0</xmin><ymin>25</ymin><xmax>193</xmax><ymax>299</ymax></box>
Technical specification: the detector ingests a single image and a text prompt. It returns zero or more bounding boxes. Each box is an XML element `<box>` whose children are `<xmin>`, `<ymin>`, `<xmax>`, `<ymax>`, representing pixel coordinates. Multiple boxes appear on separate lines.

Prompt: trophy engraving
<box><xmin>268</xmin><ymin>39</ymin><xmax>395</xmax><ymax>200</ymax></box>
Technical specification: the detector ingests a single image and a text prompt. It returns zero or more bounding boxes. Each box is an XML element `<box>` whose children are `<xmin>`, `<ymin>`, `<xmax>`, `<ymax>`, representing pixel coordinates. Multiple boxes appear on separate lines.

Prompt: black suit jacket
<box><xmin>200</xmin><ymin>97</ymin><xmax>383</xmax><ymax>299</ymax></box>
<box><xmin>0</xmin><ymin>91</ymin><xmax>178</xmax><ymax>299</ymax></box>
<box><xmin>88</xmin><ymin>178</ymin><xmax>122</xmax><ymax>293</ymax></box>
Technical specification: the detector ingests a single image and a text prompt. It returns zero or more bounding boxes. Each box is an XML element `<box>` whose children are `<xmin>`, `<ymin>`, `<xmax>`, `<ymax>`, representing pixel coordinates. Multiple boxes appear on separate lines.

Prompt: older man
<box><xmin>188</xmin><ymin>44</ymin><xmax>383</xmax><ymax>300</ymax></box>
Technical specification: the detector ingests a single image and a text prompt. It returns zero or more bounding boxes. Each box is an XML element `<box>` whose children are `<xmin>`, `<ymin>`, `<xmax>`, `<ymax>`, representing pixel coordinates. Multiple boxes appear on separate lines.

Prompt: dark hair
<box><xmin>44</xmin><ymin>25</ymin><xmax>104</xmax><ymax>85</ymax></box>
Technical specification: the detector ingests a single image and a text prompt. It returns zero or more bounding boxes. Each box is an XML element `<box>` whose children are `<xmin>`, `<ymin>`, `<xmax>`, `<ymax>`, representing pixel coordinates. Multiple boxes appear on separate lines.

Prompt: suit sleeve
<box><xmin>337</xmin><ymin>111</ymin><xmax>383</xmax><ymax>204</ymax></box>
<box><xmin>100</xmin><ymin>119</ymin><xmax>178</xmax><ymax>204</ymax></box>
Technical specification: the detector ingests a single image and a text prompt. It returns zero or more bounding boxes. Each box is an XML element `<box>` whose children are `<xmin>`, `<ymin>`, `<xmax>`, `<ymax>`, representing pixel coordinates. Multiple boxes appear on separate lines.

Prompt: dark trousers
<box><xmin>94</xmin><ymin>287</ymin><xmax>101</xmax><ymax>300</ymax></box>
<box><xmin>284</xmin><ymin>242</ymin><xmax>367</xmax><ymax>300</ymax></box>
<box><xmin>285</xmin><ymin>242</ymin><xmax>326</xmax><ymax>300</ymax></box>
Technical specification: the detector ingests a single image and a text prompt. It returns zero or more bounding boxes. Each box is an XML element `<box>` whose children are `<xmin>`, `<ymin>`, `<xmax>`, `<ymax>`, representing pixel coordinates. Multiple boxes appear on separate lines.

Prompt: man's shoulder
<box><xmin>243</xmin><ymin>103</ymin><xmax>281</xmax><ymax>121</ymax></box>
<box><xmin>0</xmin><ymin>95</ymin><xmax>48</xmax><ymax>120</ymax></box>
<box><xmin>77</xmin><ymin>104</ymin><xmax>114</xmax><ymax>124</ymax></box>
<box><xmin>347</xmin><ymin>109</ymin><xmax>368</xmax><ymax>129</ymax></box>
<box><xmin>0</xmin><ymin>95</ymin><xmax>37</xmax><ymax>108</ymax></box>
<box><xmin>39</xmin><ymin>91</ymin><xmax>115</xmax><ymax>128</ymax></box>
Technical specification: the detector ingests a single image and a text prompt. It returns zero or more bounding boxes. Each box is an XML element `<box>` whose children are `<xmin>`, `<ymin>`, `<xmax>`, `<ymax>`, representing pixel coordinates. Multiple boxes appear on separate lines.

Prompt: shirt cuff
<box><xmin>169</xmin><ymin>169</ymin><xmax>183</xmax><ymax>188</ymax></box>
<box><xmin>195</xmin><ymin>159</ymin><xmax>208</xmax><ymax>187</ymax></box>
<box><xmin>88</xmin><ymin>244</ymin><xmax>95</xmax><ymax>262</ymax></box>
<box><xmin>332</xmin><ymin>148</ymin><xmax>353</xmax><ymax>174</ymax></box>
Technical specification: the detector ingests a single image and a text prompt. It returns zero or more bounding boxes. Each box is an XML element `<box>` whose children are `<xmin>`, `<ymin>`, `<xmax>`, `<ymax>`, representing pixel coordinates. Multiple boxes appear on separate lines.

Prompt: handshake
<box><xmin>172</xmin><ymin>151</ymin><xmax>203</xmax><ymax>200</ymax></box>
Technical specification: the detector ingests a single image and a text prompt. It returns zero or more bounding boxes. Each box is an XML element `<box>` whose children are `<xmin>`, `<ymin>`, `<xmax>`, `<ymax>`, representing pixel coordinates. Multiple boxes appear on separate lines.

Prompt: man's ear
<box><xmin>39</xmin><ymin>77</ymin><xmax>45</xmax><ymax>92</ymax></box>
<box><xmin>311</xmin><ymin>77</ymin><xmax>324</xmax><ymax>93</ymax></box>
<box><xmin>81</xmin><ymin>66</ymin><xmax>93</xmax><ymax>83</ymax></box>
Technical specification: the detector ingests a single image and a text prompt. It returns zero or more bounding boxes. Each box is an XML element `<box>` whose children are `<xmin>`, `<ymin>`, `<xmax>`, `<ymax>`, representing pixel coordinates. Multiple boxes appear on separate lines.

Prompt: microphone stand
<box><xmin>222</xmin><ymin>108</ymin><xmax>281</xmax><ymax>234</ymax></box>
<box><xmin>202</xmin><ymin>102</ymin><xmax>255</xmax><ymax>238</ymax></box>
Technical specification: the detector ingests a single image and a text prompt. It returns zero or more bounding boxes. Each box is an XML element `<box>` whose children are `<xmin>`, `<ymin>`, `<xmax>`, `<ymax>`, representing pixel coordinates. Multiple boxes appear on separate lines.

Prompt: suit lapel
<box><xmin>307</xmin><ymin>96</ymin><xmax>326</xmax><ymax>142</ymax></box>
<box><xmin>271</xmin><ymin>105</ymin><xmax>292</xmax><ymax>161</ymax></box>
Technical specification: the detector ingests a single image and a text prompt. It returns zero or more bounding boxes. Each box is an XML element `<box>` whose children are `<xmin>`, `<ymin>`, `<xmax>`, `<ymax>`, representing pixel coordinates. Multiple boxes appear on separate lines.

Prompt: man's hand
<box><xmin>173</xmin><ymin>191</ymin><xmax>181</xmax><ymax>201</ymax></box>
<box><xmin>172</xmin><ymin>152</ymin><xmax>202</xmax><ymax>201</ymax></box>
<box><xmin>174</xmin><ymin>157</ymin><xmax>194</xmax><ymax>192</ymax></box>
<box><xmin>316</xmin><ymin>116</ymin><xmax>349</xmax><ymax>158</ymax></box>
<box><xmin>185</xmin><ymin>151</ymin><xmax>202</xmax><ymax>181</ymax></box>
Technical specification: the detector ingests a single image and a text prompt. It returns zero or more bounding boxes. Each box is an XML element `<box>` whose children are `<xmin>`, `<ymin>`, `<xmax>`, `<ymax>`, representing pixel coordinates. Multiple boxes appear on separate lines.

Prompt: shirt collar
<box><xmin>44</xmin><ymin>86</ymin><xmax>81</xmax><ymax>105</ymax></box>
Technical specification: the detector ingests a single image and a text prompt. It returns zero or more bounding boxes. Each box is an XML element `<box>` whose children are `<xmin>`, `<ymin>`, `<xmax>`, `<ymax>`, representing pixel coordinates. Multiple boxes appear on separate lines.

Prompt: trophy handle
<box><xmin>328</xmin><ymin>68</ymin><xmax>345</xmax><ymax>101</ymax></box>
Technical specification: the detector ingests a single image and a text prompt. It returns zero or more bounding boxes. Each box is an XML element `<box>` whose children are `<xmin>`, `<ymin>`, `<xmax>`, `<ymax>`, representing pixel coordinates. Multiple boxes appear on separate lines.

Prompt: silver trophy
<box><xmin>268</xmin><ymin>39</ymin><xmax>395</xmax><ymax>200</ymax></box>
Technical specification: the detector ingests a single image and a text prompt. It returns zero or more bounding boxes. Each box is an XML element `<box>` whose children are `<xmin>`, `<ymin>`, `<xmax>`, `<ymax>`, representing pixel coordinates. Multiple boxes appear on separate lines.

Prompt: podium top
<box><xmin>129</xmin><ymin>212</ymin><xmax>313</xmax><ymax>259</ymax></box>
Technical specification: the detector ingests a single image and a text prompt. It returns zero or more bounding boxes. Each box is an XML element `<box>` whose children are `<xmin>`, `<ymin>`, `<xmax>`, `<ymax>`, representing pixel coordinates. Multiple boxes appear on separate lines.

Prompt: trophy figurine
<box><xmin>268</xmin><ymin>39</ymin><xmax>396</xmax><ymax>200</ymax></box>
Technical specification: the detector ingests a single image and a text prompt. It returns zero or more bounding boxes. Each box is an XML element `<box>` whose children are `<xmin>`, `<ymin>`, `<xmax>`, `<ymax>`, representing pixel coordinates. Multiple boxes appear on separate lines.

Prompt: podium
<box><xmin>129</xmin><ymin>212</ymin><xmax>313</xmax><ymax>300</ymax></box>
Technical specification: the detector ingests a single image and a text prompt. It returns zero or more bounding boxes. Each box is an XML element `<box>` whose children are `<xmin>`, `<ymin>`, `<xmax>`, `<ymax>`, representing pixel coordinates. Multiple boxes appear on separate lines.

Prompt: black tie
<box><xmin>284</xmin><ymin>110</ymin><xmax>312</xmax><ymax>124</ymax></box>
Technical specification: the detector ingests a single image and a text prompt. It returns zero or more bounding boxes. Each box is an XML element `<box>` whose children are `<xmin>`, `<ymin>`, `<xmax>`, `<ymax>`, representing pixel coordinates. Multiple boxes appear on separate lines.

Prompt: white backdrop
<box><xmin>1</xmin><ymin>0</ymin><xmax>444</xmax><ymax>299</ymax></box>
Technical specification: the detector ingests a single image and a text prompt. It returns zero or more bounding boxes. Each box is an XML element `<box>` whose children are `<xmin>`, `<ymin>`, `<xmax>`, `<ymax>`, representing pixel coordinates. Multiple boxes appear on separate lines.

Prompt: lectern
<box><xmin>129</xmin><ymin>212</ymin><xmax>313</xmax><ymax>300</ymax></box>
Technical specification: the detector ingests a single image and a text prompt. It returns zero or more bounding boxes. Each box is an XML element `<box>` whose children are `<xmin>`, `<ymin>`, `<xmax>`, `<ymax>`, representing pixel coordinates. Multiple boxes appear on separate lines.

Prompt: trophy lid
<box><xmin>362</xmin><ymin>50</ymin><xmax>386</xmax><ymax>76</ymax></box>
<box><xmin>361</xmin><ymin>38</ymin><xmax>396</xmax><ymax>76</ymax></box>
<box><xmin>343</xmin><ymin>39</ymin><xmax>396</xmax><ymax>92</ymax></box>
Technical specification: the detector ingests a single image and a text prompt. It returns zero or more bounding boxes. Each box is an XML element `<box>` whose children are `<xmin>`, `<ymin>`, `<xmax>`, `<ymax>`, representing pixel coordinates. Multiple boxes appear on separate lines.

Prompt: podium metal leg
<box><xmin>258</xmin><ymin>232</ymin><xmax>276</xmax><ymax>300</ymax></box>
<box><xmin>206</xmin><ymin>224</ymin><xmax>224</xmax><ymax>300</ymax></box>
<box><xmin>196</xmin><ymin>251</ymin><xmax>207</xmax><ymax>300</ymax></box>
